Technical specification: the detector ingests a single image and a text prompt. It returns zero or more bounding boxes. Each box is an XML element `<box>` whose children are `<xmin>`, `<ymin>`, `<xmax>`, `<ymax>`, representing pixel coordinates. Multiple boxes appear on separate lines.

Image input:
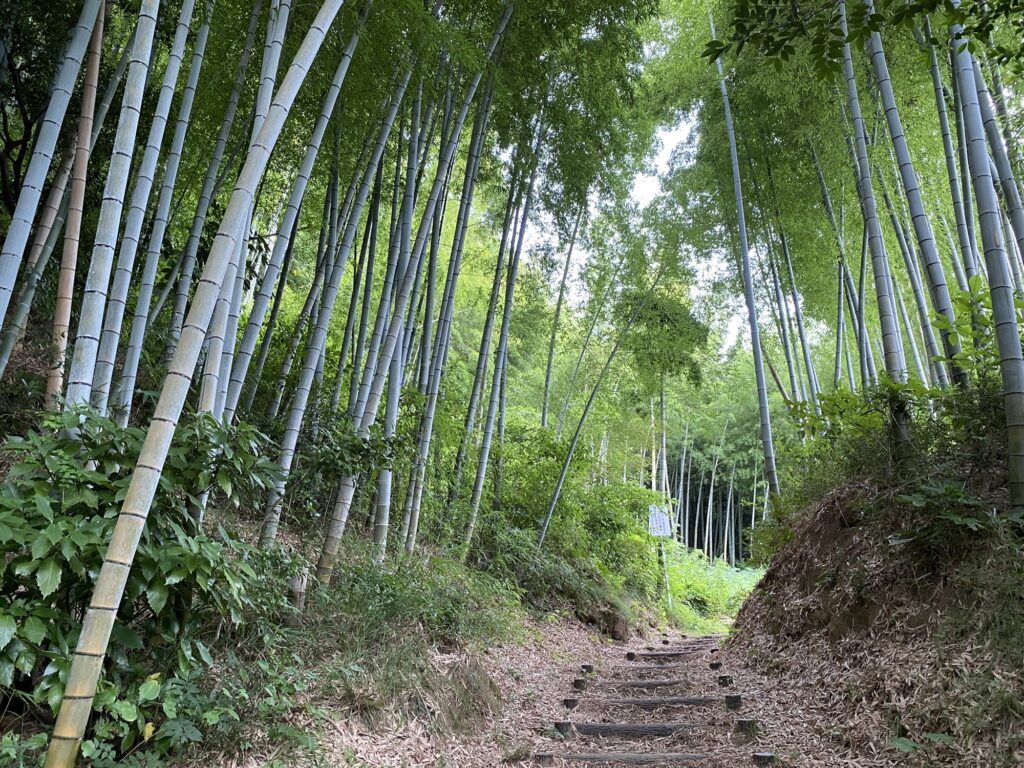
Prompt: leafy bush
<box><xmin>664</xmin><ymin>546</ymin><xmax>761</xmax><ymax>633</ymax></box>
<box><xmin>275</xmin><ymin>408</ymin><xmax>398</xmax><ymax>530</ymax></box>
<box><xmin>771</xmin><ymin>331</ymin><xmax>1014</xmax><ymax>570</ymax></box>
<box><xmin>464</xmin><ymin>416</ymin><xmax>663</xmax><ymax>614</ymax></box>
<box><xmin>469</xmin><ymin>521</ymin><xmax>616</xmax><ymax>616</ymax></box>
<box><xmin>0</xmin><ymin>408</ymin><xmax>296</xmax><ymax>765</ymax></box>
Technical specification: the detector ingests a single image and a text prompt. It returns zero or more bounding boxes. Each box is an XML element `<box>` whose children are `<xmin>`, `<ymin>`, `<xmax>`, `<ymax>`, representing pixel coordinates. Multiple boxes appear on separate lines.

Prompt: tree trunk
<box><xmin>920</xmin><ymin>18</ymin><xmax>977</xmax><ymax>283</ymax></box>
<box><xmin>225</xmin><ymin>17</ymin><xmax>364</xmax><ymax>421</ymax></box>
<box><xmin>766</xmin><ymin>159</ymin><xmax>819</xmax><ymax>409</ymax></box>
<box><xmin>405</xmin><ymin>79</ymin><xmax>494</xmax><ymax>553</ymax></box>
<box><xmin>542</xmin><ymin>207</ymin><xmax>582</xmax><ymax>428</ymax></box>
<box><xmin>447</xmin><ymin>173</ymin><xmax>520</xmax><ymax>507</ymax></box>
<box><xmin>90</xmin><ymin>0</ymin><xmax>200</xmax><ymax>414</ymax></box>
<box><xmin>260</xmin><ymin>59</ymin><xmax>406</xmax><ymax>547</ymax></box>
<box><xmin>949</xmin><ymin>12</ymin><xmax>1024</xmax><ymax>514</ymax></box>
<box><xmin>0</xmin><ymin>0</ymin><xmax>103</xmax><ymax>332</ymax></box>
<box><xmin>866</xmin><ymin>4</ymin><xmax>965</xmax><ymax>386</ymax></box>
<box><xmin>110</xmin><ymin>4</ymin><xmax>212</xmax><ymax>424</ymax></box>
<box><xmin>465</xmin><ymin>117</ymin><xmax>543</xmax><ymax>555</ymax></box>
<box><xmin>973</xmin><ymin>55</ymin><xmax>1024</xmax><ymax>281</ymax></box>
<box><xmin>714</xmin><ymin>24</ymin><xmax>780</xmax><ymax>496</ymax></box>
<box><xmin>347</xmin><ymin>163</ymin><xmax>384</xmax><ymax>416</ymax></box>
<box><xmin>45</xmin><ymin>5</ymin><xmax>104</xmax><ymax>409</ymax></box>
<box><xmin>165</xmin><ymin>0</ymin><xmax>262</xmax><ymax>353</ymax></box>
<box><xmin>880</xmin><ymin>183</ymin><xmax>944</xmax><ymax>386</ymax></box>
<box><xmin>895</xmin><ymin>282</ymin><xmax>928</xmax><ymax>384</ymax></box>
<box><xmin>64</xmin><ymin>0</ymin><xmax>160</xmax><ymax>408</ymax></box>
<box><xmin>43</xmin><ymin>3</ymin><xmax>347</xmax><ymax>763</ymax></box>
<box><xmin>839</xmin><ymin>0</ymin><xmax>906</xmax><ymax>382</ymax></box>
<box><xmin>318</xmin><ymin>5</ymin><xmax>513</xmax><ymax>583</ymax></box>
<box><xmin>950</xmin><ymin>50</ymin><xmax>984</xmax><ymax>279</ymax></box>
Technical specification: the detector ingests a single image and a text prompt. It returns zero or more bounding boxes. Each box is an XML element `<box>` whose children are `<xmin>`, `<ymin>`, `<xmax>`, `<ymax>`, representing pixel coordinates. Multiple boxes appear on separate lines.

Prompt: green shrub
<box><xmin>664</xmin><ymin>546</ymin><xmax>762</xmax><ymax>633</ymax></box>
<box><xmin>0</xmin><ymin>408</ymin><xmax>295</xmax><ymax>765</ymax></box>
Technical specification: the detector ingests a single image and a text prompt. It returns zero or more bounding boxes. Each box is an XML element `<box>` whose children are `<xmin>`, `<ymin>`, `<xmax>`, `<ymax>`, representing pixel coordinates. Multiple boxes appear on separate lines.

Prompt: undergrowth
<box><xmin>665</xmin><ymin>547</ymin><xmax>761</xmax><ymax>634</ymax></box>
<box><xmin>738</xmin><ymin>364</ymin><xmax>1024</xmax><ymax>765</ymax></box>
<box><xmin>1</xmin><ymin>408</ymin><xmax>758</xmax><ymax>766</ymax></box>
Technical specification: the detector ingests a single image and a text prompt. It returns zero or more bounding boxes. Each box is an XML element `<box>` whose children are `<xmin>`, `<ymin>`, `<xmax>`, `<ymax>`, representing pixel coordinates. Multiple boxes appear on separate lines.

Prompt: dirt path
<box><xmin>314</xmin><ymin>617</ymin><xmax>870</xmax><ymax>768</ymax></box>
<box><xmin>321</xmin><ymin>617</ymin><xmax>612</xmax><ymax>767</ymax></box>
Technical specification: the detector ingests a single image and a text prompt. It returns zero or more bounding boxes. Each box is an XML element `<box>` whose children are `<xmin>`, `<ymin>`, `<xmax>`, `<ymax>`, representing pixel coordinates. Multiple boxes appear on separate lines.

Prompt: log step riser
<box><xmin>536</xmin><ymin>752</ymin><xmax>708</xmax><ymax>766</ymax></box>
<box><xmin>553</xmin><ymin>721</ymin><xmax>698</xmax><ymax>738</ymax></box>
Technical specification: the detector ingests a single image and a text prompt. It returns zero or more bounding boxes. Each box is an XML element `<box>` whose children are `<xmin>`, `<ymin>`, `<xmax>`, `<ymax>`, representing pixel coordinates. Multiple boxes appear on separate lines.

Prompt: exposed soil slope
<box><xmin>731</xmin><ymin>481</ymin><xmax>1024</xmax><ymax>767</ymax></box>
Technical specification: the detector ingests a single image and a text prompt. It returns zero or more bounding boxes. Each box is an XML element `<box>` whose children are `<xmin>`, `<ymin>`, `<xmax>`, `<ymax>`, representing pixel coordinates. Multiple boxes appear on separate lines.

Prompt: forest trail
<box><xmin>307</xmin><ymin>619</ymin><xmax>855</xmax><ymax>768</ymax></box>
<box><xmin>533</xmin><ymin>632</ymin><xmax>779</xmax><ymax>768</ymax></box>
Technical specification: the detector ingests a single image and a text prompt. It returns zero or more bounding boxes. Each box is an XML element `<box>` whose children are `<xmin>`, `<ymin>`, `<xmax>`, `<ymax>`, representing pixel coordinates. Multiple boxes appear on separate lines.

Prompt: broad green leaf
<box><xmin>111</xmin><ymin>700</ymin><xmax>139</xmax><ymax>722</ymax></box>
<box><xmin>36</xmin><ymin>559</ymin><xmax>61</xmax><ymax>598</ymax></box>
<box><xmin>31</xmin><ymin>534</ymin><xmax>51</xmax><ymax>560</ymax></box>
<box><xmin>146</xmin><ymin>582</ymin><xmax>169</xmax><ymax>614</ymax></box>
<box><xmin>0</xmin><ymin>614</ymin><xmax>15</xmax><ymax>650</ymax></box>
<box><xmin>21</xmin><ymin>616</ymin><xmax>46</xmax><ymax>645</ymax></box>
<box><xmin>138</xmin><ymin>679</ymin><xmax>161</xmax><ymax>701</ymax></box>
<box><xmin>111</xmin><ymin>624</ymin><xmax>144</xmax><ymax>650</ymax></box>
<box><xmin>890</xmin><ymin>736</ymin><xmax>920</xmax><ymax>753</ymax></box>
<box><xmin>164</xmin><ymin>567</ymin><xmax>189</xmax><ymax>586</ymax></box>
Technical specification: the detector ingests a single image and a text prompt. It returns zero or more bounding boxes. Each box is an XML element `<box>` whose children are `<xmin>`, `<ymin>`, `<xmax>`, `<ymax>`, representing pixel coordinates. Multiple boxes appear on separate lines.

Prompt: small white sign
<box><xmin>648</xmin><ymin>504</ymin><xmax>672</xmax><ymax>537</ymax></box>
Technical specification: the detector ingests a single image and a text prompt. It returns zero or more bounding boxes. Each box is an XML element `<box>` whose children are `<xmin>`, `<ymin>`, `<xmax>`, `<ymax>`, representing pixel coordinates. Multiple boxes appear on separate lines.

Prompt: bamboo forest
<box><xmin>3</xmin><ymin>0</ymin><xmax>1024</xmax><ymax>765</ymax></box>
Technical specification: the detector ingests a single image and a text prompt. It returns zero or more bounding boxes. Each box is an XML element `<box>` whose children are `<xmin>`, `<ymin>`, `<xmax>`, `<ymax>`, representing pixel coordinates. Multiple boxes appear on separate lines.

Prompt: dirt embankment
<box><xmin>731</xmin><ymin>481</ymin><xmax>1024</xmax><ymax>767</ymax></box>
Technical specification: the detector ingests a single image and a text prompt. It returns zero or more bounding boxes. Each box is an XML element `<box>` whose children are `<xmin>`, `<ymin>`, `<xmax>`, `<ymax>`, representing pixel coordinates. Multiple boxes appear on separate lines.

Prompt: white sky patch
<box><xmin>722</xmin><ymin>314</ymin><xmax>745</xmax><ymax>350</ymax></box>
<box><xmin>631</xmin><ymin>119</ymin><xmax>691</xmax><ymax>207</ymax></box>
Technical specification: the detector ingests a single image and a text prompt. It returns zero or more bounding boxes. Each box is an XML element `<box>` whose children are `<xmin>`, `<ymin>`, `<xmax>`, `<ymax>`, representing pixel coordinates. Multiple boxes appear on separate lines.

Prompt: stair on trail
<box><xmin>580</xmin><ymin>678</ymin><xmax>691</xmax><ymax>690</ymax></box>
<box><xmin>534</xmin><ymin>633</ymin><xmax>773</xmax><ymax>767</ymax></box>
<box><xmin>600</xmin><ymin>663</ymin><xmax>691</xmax><ymax>676</ymax></box>
<box><xmin>625</xmin><ymin>649</ymin><xmax>710</xmax><ymax>661</ymax></box>
<box><xmin>536</xmin><ymin>751</ymin><xmax>707</xmax><ymax>765</ymax></box>
<box><xmin>579</xmin><ymin>695</ymin><xmax>719</xmax><ymax>711</ymax></box>
<box><xmin>553</xmin><ymin>721</ymin><xmax>698</xmax><ymax>738</ymax></box>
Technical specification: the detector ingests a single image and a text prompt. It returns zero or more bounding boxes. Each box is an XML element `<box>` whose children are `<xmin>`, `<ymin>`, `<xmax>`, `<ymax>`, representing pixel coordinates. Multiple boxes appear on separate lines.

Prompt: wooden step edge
<box><xmin>594</xmin><ymin>696</ymin><xmax>718</xmax><ymax>709</ymax></box>
<box><xmin>535</xmin><ymin>751</ymin><xmax>708</xmax><ymax>766</ymax></box>
<box><xmin>626</xmin><ymin>651</ymin><xmax>707</xmax><ymax>661</ymax></box>
<box><xmin>552</xmin><ymin>721</ymin><xmax>699</xmax><ymax>738</ymax></box>
<box><xmin>590</xmin><ymin>678</ymin><xmax>689</xmax><ymax>688</ymax></box>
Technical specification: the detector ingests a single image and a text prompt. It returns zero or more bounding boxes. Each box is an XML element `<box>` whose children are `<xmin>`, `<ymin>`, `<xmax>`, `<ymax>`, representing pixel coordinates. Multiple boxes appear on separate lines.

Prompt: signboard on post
<box><xmin>647</xmin><ymin>504</ymin><xmax>672</xmax><ymax>537</ymax></box>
